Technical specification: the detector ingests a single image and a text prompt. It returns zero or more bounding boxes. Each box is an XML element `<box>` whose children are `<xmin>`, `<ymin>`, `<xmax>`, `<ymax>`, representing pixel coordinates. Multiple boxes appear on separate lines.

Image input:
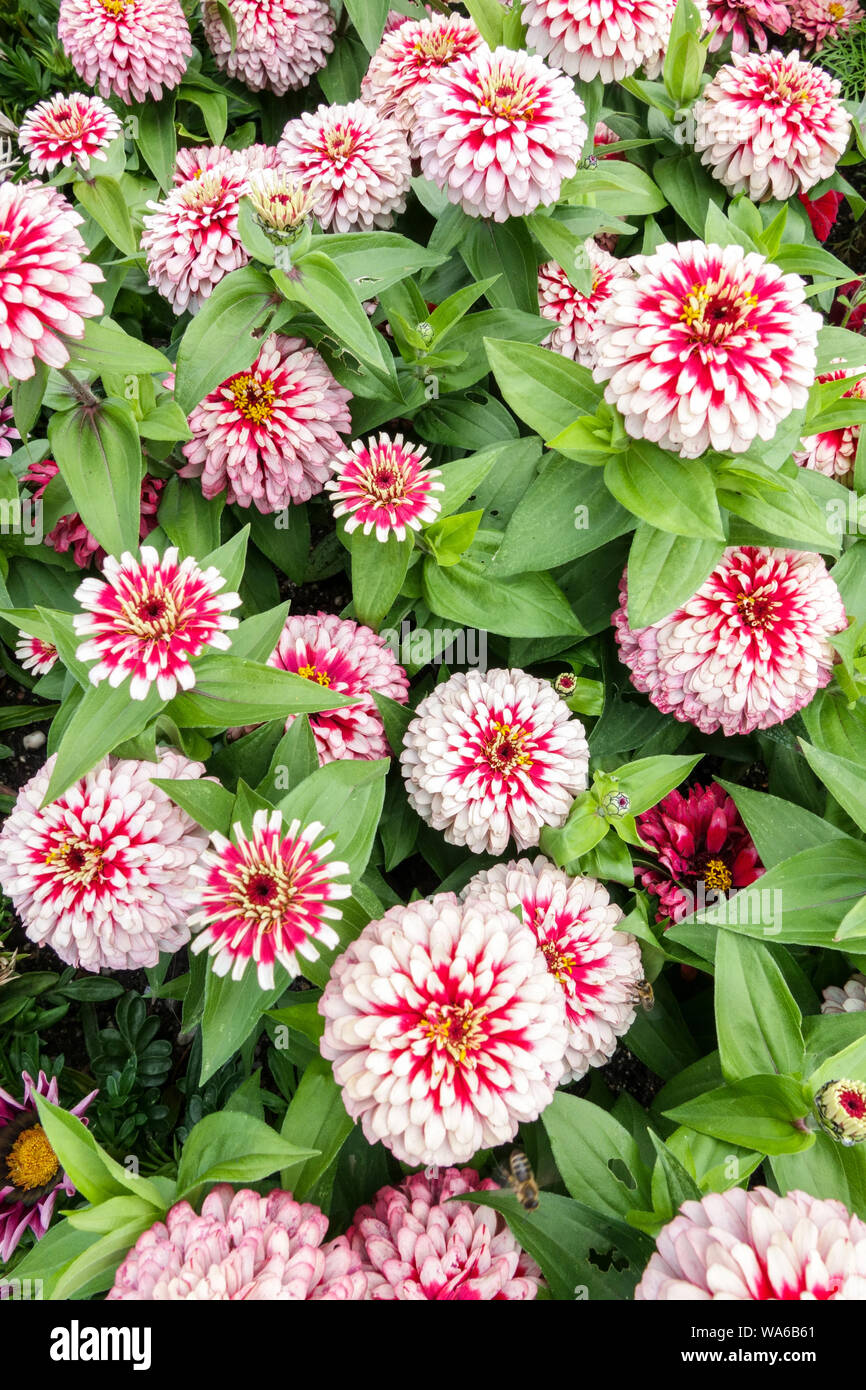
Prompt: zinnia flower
<box><xmin>0</xmin><ymin>402</ymin><xmax>19</xmax><ymax>458</ymax></box>
<box><xmin>463</xmin><ymin>857</ymin><xmax>644</xmax><ymax>1082</ymax></box>
<box><xmin>180</xmin><ymin>334</ymin><xmax>352</xmax><ymax>511</ymax></box>
<box><xmin>24</xmin><ymin>460</ymin><xmax>164</xmax><ymax>567</ymax></box>
<box><xmin>277</xmin><ymin>101</ymin><xmax>412</xmax><ymax>233</ymax></box>
<box><xmin>349</xmin><ymin>1168</ymin><xmax>541</xmax><ymax>1299</ymax></box>
<box><xmin>141</xmin><ymin>165</ymin><xmax>250</xmax><ymax>314</ymax></box>
<box><xmin>73</xmin><ymin>546</ymin><xmax>241</xmax><ymax>701</ymax></box>
<box><xmin>0</xmin><ymin>749</ymin><xmax>209</xmax><ymax>972</ymax></box>
<box><xmin>58</xmin><ymin>0</ymin><xmax>192</xmax><ymax>104</ymax></box>
<box><xmin>0</xmin><ymin>1070</ymin><xmax>97</xmax><ymax>1262</ymax></box>
<box><xmin>202</xmin><ymin>0</ymin><xmax>334</xmax><ymax>94</ymax></box>
<box><xmin>109</xmin><ymin>1184</ymin><xmax>366</xmax><ymax>1299</ymax></box>
<box><xmin>15</xmin><ymin>633</ymin><xmax>58</xmax><ymax>676</ymax></box>
<box><xmin>360</xmin><ymin>13</ymin><xmax>484</xmax><ymax>131</ymax></box>
<box><xmin>635</xmin><ymin>781</ymin><xmax>763</xmax><ymax>924</ymax></box>
<box><xmin>794</xmin><ymin>371</ymin><xmax>866</xmax><ymax>484</ymax></box>
<box><xmin>593</xmin><ymin>240</ymin><xmax>821</xmax><ymax>457</ymax></box>
<box><xmin>799</xmin><ymin>187</ymin><xmax>844</xmax><ymax>241</ymax></box>
<box><xmin>521</xmin><ymin>0</ymin><xmax>674</xmax><ymax>82</ymax></box>
<box><xmin>260</xmin><ymin>611</ymin><xmax>409</xmax><ymax>764</ymax></box>
<box><xmin>172</xmin><ymin>143</ymin><xmax>281</xmax><ymax>185</ymax></box>
<box><xmin>705</xmin><ymin>0</ymin><xmax>791</xmax><ymax>53</ymax></box>
<box><xmin>613</xmin><ymin>546</ymin><xmax>847</xmax><ymax>737</ymax></box>
<box><xmin>694</xmin><ymin>50</ymin><xmax>851</xmax><ymax>203</ymax></box>
<box><xmin>245</xmin><ymin>167</ymin><xmax>318</xmax><ymax>241</ymax></box>
<box><xmin>413</xmin><ymin>45</ymin><xmax>587</xmax><ymax>221</ymax></box>
<box><xmin>815</xmin><ymin>1079</ymin><xmax>866</xmax><ymax>1144</ymax></box>
<box><xmin>538</xmin><ymin>241</ymin><xmax>634</xmax><ymax>369</ymax></box>
<box><xmin>822</xmin><ymin>972</ymin><xmax>866</xmax><ymax>1014</ymax></box>
<box><xmin>189</xmin><ymin>808</ymin><xmax>350</xmax><ymax>991</ymax></box>
<box><xmin>325</xmin><ymin>432</ymin><xmax>443</xmax><ymax>540</ymax></box>
<box><xmin>319</xmin><ymin>893</ymin><xmax>568</xmax><ymax>1167</ymax></box>
<box><xmin>636</xmin><ymin>1187</ymin><xmax>866</xmax><ymax>1299</ymax></box>
<box><xmin>791</xmin><ymin>0</ymin><xmax>863</xmax><ymax>49</ymax></box>
<box><xmin>401</xmin><ymin>667</ymin><xmax>589</xmax><ymax>855</ymax></box>
<box><xmin>18</xmin><ymin>92</ymin><xmax>121</xmax><ymax>174</ymax></box>
<box><xmin>0</xmin><ymin>181</ymin><xmax>104</xmax><ymax>387</ymax></box>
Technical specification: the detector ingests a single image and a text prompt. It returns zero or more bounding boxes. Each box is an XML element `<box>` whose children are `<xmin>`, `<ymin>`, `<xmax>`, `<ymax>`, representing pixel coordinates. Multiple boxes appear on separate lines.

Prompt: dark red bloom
<box><xmin>24</xmin><ymin>459</ymin><xmax>165</xmax><ymax>568</ymax></box>
<box><xmin>830</xmin><ymin>279</ymin><xmax>866</xmax><ymax>334</ymax></box>
<box><xmin>798</xmin><ymin>189</ymin><xmax>843</xmax><ymax>242</ymax></box>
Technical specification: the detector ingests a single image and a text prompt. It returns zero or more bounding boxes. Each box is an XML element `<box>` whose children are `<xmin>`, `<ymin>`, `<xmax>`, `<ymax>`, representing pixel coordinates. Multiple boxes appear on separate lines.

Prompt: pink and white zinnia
<box><xmin>522</xmin><ymin>0</ymin><xmax>675</xmax><ymax>83</ymax></box>
<box><xmin>326</xmin><ymin>433</ymin><xmax>443</xmax><ymax>541</ymax></box>
<box><xmin>202</xmin><ymin>0</ymin><xmax>334</xmax><ymax>95</ymax></box>
<box><xmin>593</xmin><ymin>241</ymin><xmax>821</xmax><ymax>457</ymax></box>
<box><xmin>18</xmin><ymin>93</ymin><xmax>121</xmax><ymax>173</ymax></box>
<box><xmin>278</xmin><ymin>101</ymin><xmax>412</xmax><ymax>232</ymax></box>
<box><xmin>539</xmin><ymin>241</ymin><xmax>635</xmax><ymax>369</ymax></box>
<box><xmin>361</xmin><ymin>13</ymin><xmax>484</xmax><ymax>132</ymax></box>
<box><xmin>319</xmin><ymin>894</ymin><xmax>568</xmax><ymax>1167</ymax></box>
<box><xmin>141</xmin><ymin>165</ymin><xmax>250</xmax><ymax>314</ymax></box>
<box><xmin>58</xmin><ymin>0</ymin><xmax>192</xmax><ymax>104</ymax></box>
<box><xmin>190</xmin><ymin>809</ymin><xmax>350</xmax><ymax>991</ymax></box>
<box><xmin>637</xmin><ymin>1188</ymin><xmax>866</xmax><ymax>1299</ymax></box>
<box><xmin>73</xmin><ymin>547</ymin><xmax>241</xmax><ymax>701</ymax></box>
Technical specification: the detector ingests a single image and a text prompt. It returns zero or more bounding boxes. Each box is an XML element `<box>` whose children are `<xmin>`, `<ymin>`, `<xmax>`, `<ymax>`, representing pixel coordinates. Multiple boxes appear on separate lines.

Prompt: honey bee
<box><xmin>496</xmin><ymin>1149</ymin><xmax>540</xmax><ymax>1212</ymax></box>
<box><xmin>630</xmin><ymin>978</ymin><xmax>655</xmax><ymax>1012</ymax></box>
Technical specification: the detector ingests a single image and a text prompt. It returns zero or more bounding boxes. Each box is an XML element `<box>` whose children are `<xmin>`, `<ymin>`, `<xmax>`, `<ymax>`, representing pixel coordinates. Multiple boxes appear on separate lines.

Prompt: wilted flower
<box><xmin>18</xmin><ymin>92</ymin><xmax>121</xmax><ymax>173</ymax></box>
<box><xmin>694</xmin><ymin>50</ymin><xmax>851</xmax><ymax>202</ymax></box>
<box><xmin>58</xmin><ymin>0</ymin><xmax>192</xmax><ymax>104</ymax></box>
<box><xmin>637</xmin><ymin>1187</ymin><xmax>866</xmax><ymax>1298</ymax></box>
<box><xmin>401</xmin><ymin>667</ymin><xmax>589</xmax><ymax>855</ymax></box>
<box><xmin>15</xmin><ymin>633</ymin><xmax>58</xmax><ymax>677</ymax></box>
<box><xmin>613</xmin><ymin>546</ymin><xmax>847</xmax><ymax>737</ymax></box>
<box><xmin>319</xmin><ymin>893</ymin><xmax>567</xmax><ymax>1167</ymax></box>
<box><xmin>704</xmin><ymin>0</ymin><xmax>791</xmax><ymax>52</ymax></box>
<box><xmin>141</xmin><ymin>165</ymin><xmax>250</xmax><ymax>314</ymax></box>
<box><xmin>822</xmin><ymin>972</ymin><xmax>866</xmax><ymax>1014</ymax></box>
<box><xmin>794</xmin><ymin>371</ymin><xmax>866</xmax><ymax>484</ymax></box>
<box><xmin>245</xmin><ymin>167</ymin><xmax>318</xmax><ymax>241</ymax></box>
<box><xmin>349</xmin><ymin>1168</ymin><xmax>541</xmax><ymax>1299</ymax></box>
<box><xmin>109</xmin><ymin>1185</ymin><xmax>366</xmax><ymax>1299</ymax></box>
<box><xmin>538</xmin><ymin>241</ymin><xmax>635</xmax><ymax>369</ymax></box>
<box><xmin>815</xmin><ymin>1079</ymin><xmax>866</xmax><ymax>1144</ymax></box>
<box><xmin>0</xmin><ymin>749</ymin><xmax>209</xmax><ymax>972</ymax></box>
<box><xmin>0</xmin><ymin>948</ymin><xmax>19</xmax><ymax>986</ymax></box>
<box><xmin>73</xmin><ymin>546</ymin><xmax>241</xmax><ymax>701</ymax></box>
<box><xmin>181</xmin><ymin>334</ymin><xmax>352</xmax><ymax>511</ymax></box>
<box><xmin>278</xmin><ymin>101</ymin><xmax>412</xmax><ymax>232</ymax></box>
<box><xmin>0</xmin><ymin>1070</ymin><xmax>97</xmax><ymax>1261</ymax></box>
<box><xmin>360</xmin><ymin>13</ymin><xmax>484</xmax><ymax>131</ymax></box>
<box><xmin>521</xmin><ymin>0</ymin><xmax>675</xmax><ymax>82</ymax></box>
<box><xmin>413</xmin><ymin>44</ymin><xmax>587</xmax><ymax>221</ymax></box>
<box><xmin>791</xmin><ymin>0</ymin><xmax>863</xmax><ymax>49</ymax></box>
<box><xmin>24</xmin><ymin>459</ymin><xmax>164</xmax><ymax>567</ymax></box>
<box><xmin>202</xmin><ymin>0</ymin><xmax>334</xmax><ymax>95</ymax></box>
<box><xmin>0</xmin><ymin>402</ymin><xmax>19</xmax><ymax>458</ymax></box>
<box><xmin>325</xmin><ymin>432</ymin><xmax>443</xmax><ymax>541</ymax></box>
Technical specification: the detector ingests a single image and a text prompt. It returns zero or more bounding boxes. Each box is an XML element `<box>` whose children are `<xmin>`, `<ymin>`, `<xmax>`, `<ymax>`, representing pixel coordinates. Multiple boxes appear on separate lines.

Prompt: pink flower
<box><xmin>109</xmin><ymin>1185</ymin><xmax>366</xmax><ymax>1299</ymax></box>
<box><xmin>15</xmin><ymin>633</ymin><xmax>58</xmax><ymax>676</ymax></box>
<box><xmin>593</xmin><ymin>241</ymin><xmax>821</xmax><ymax>457</ymax></box>
<box><xmin>0</xmin><ymin>402</ymin><xmax>20</xmax><ymax>458</ymax></box>
<box><xmin>0</xmin><ymin>1071</ymin><xmax>97</xmax><ymax>1262</ymax></box>
<box><xmin>73</xmin><ymin>546</ymin><xmax>241</xmax><ymax>701</ymax></box>
<box><xmin>189</xmin><ymin>809</ymin><xmax>350</xmax><ymax>991</ymax></box>
<box><xmin>822</xmin><ymin>972</ymin><xmax>866</xmax><ymax>1014</ymax></box>
<box><xmin>413</xmin><ymin>45</ymin><xmax>586</xmax><ymax>221</ymax></box>
<box><xmin>705</xmin><ymin>0</ymin><xmax>791</xmax><ymax>53</ymax></box>
<box><xmin>401</xmin><ymin>668</ymin><xmax>589</xmax><ymax>856</ymax></box>
<box><xmin>694</xmin><ymin>50</ymin><xmax>851</xmax><ymax>203</ymax></box>
<box><xmin>799</xmin><ymin>188</ymin><xmax>844</xmax><ymax>241</ymax></box>
<box><xmin>361</xmin><ymin>13</ymin><xmax>484</xmax><ymax>132</ymax></box>
<box><xmin>277</xmin><ymin>101</ymin><xmax>412</xmax><ymax>232</ymax></box>
<box><xmin>24</xmin><ymin>460</ymin><xmax>164</xmax><ymax>567</ymax></box>
<box><xmin>319</xmin><ymin>893</ymin><xmax>567</xmax><ymax>1167</ymax></box>
<box><xmin>635</xmin><ymin>782</ymin><xmax>764</xmax><ymax>924</ymax></box>
<box><xmin>202</xmin><ymin>0</ymin><xmax>334</xmax><ymax>94</ymax></box>
<box><xmin>18</xmin><ymin>92</ymin><xmax>121</xmax><ymax>173</ymax></box>
<box><xmin>464</xmin><ymin>857</ymin><xmax>644</xmax><ymax>1082</ymax></box>
<box><xmin>794</xmin><ymin>370</ymin><xmax>866</xmax><ymax>484</ymax></box>
<box><xmin>613</xmin><ymin>546</ymin><xmax>847</xmax><ymax>737</ymax></box>
<box><xmin>180</xmin><ymin>334</ymin><xmax>352</xmax><ymax>511</ymax></box>
<box><xmin>262</xmin><ymin>611</ymin><xmax>409</xmax><ymax>764</ymax></box>
<box><xmin>325</xmin><ymin>432</ymin><xmax>443</xmax><ymax>541</ymax></box>
<box><xmin>0</xmin><ymin>749</ymin><xmax>210</xmax><ymax>972</ymax></box>
<box><xmin>349</xmin><ymin>1168</ymin><xmax>541</xmax><ymax>1299</ymax></box>
<box><xmin>58</xmin><ymin>0</ymin><xmax>192</xmax><ymax>105</ymax></box>
<box><xmin>172</xmin><ymin>142</ymin><xmax>281</xmax><ymax>185</ymax></box>
<box><xmin>538</xmin><ymin>242</ymin><xmax>635</xmax><ymax>369</ymax></box>
<box><xmin>141</xmin><ymin>165</ymin><xmax>250</xmax><ymax>314</ymax></box>
<box><xmin>791</xmin><ymin>0</ymin><xmax>863</xmax><ymax>48</ymax></box>
<box><xmin>0</xmin><ymin>182</ymin><xmax>104</xmax><ymax>387</ymax></box>
<box><xmin>636</xmin><ymin>1187</ymin><xmax>866</xmax><ymax>1299</ymax></box>
<box><xmin>521</xmin><ymin>0</ymin><xmax>675</xmax><ymax>82</ymax></box>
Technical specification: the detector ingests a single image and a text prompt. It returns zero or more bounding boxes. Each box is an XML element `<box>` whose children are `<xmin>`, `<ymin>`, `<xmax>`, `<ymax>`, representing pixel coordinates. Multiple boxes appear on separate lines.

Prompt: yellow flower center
<box><xmin>297</xmin><ymin>663</ymin><xmax>331</xmax><ymax>686</ymax></box>
<box><xmin>44</xmin><ymin>838</ymin><xmax>105</xmax><ymax>886</ymax></box>
<box><xmin>703</xmin><ymin>858</ymin><xmax>733</xmax><ymax>894</ymax></box>
<box><xmin>323</xmin><ymin>126</ymin><xmax>358</xmax><ymax>162</ymax></box>
<box><xmin>829</xmin><ymin>1</ymin><xmax>845</xmax><ymax>16</ymax></box>
<box><xmin>7</xmin><ymin>1124</ymin><xmax>60</xmax><ymax>1191</ymax></box>
<box><xmin>99</xmin><ymin>0</ymin><xmax>130</xmax><ymax>14</ymax></box>
<box><xmin>119</xmin><ymin>584</ymin><xmax>184</xmax><ymax>641</ymax></box>
<box><xmin>228</xmin><ymin>374</ymin><xmax>276</xmax><ymax>425</ymax></box>
<box><xmin>680</xmin><ymin>280</ymin><xmax>758</xmax><ymax>342</ymax></box>
<box><xmin>479</xmin><ymin>70</ymin><xmax>536</xmax><ymax>122</ymax></box>
<box><xmin>483</xmin><ymin>720</ymin><xmax>532</xmax><ymax>774</ymax></box>
<box><xmin>235</xmin><ymin>864</ymin><xmax>297</xmax><ymax>931</ymax></box>
<box><xmin>421</xmin><ymin>1002</ymin><xmax>485</xmax><ymax>1065</ymax></box>
<box><xmin>541</xmin><ymin>939</ymin><xmax>576</xmax><ymax>987</ymax></box>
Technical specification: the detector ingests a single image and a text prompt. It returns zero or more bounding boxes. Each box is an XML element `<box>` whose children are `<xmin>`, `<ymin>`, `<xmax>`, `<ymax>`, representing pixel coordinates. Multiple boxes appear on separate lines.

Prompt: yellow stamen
<box><xmin>703</xmin><ymin>858</ymin><xmax>733</xmax><ymax>893</ymax></box>
<box><xmin>297</xmin><ymin>663</ymin><xmax>331</xmax><ymax>687</ymax></box>
<box><xmin>7</xmin><ymin>1124</ymin><xmax>60</xmax><ymax>1191</ymax></box>
<box><xmin>228</xmin><ymin>373</ymin><xmax>276</xmax><ymax>425</ymax></box>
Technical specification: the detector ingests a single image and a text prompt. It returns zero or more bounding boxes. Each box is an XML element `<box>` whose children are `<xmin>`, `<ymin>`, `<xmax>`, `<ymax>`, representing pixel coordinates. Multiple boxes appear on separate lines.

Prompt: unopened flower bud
<box><xmin>416</xmin><ymin>320</ymin><xmax>434</xmax><ymax>345</ymax></box>
<box><xmin>554</xmin><ymin>672</ymin><xmax>577</xmax><ymax>696</ymax></box>
<box><xmin>602</xmin><ymin>790</ymin><xmax>630</xmax><ymax>817</ymax></box>
<box><xmin>815</xmin><ymin>1078</ymin><xmax>866</xmax><ymax>1145</ymax></box>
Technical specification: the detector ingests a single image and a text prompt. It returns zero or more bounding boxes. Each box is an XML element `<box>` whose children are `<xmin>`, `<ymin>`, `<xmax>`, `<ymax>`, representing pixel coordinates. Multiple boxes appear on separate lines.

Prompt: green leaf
<box><xmin>174</xmin><ymin>1112</ymin><xmax>318</xmax><ymax>1200</ymax></box>
<box><xmin>247</xmin><ymin>502</ymin><xmax>310</xmax><ymax>585</ymax></box>
<box><xmin>343</xmin><ymin>0</ymin><xmax>387</xmax><ymax>50</ymax></box>
<box><xmin>654</xmin><ymin>154</ymin><xmax>725</xmax><ymax>237</ymax></box>
<box><xmin>276</xmin><ymin>758</ymin><xmax>388</xmax><ymax>881</ymax></box>
<box><xmin>12</xmin><ymin>360</ymin><xmax>48</xmax><ymax>436</ymax></box>
<box><xmin>714</xmin><ymin>930</ymin><xmax>805</xmax><ymax>1082</ymax></box>
<box><xmin>484</xmin><ymin>338</ymin><xmax>602</xmax><ymax>436</ymax></box>
<box><xmin>34</xmin><ymin>1096</ymin><xmax>165</xmax><ymax>1209</ymax></box>
<box><xmin>717</xmin><ymin>778</ymin><xmax>847</xmax><ymax>869</ymax></box>
<box><xmin>49</xmin><ymin>399</ymin><xmax>142</xmax><ymax>559</ymax></box>
<box><xmin>664</xmin><ymin>1075</ymin><xmax>814</xmax><ymax>1154</ymax></box>
<box><xmin>158</xmin><ymin>475</ymin><xmax>224</xmax><ymax>559</ymax></box>
<box><xmin>137</xmin><ymin>398</ymin><xmax>192</xmax><ymax>442</ymax></box>
<box><xmin>799</xmin><ymin>738</ymin><xmax>866</xmax><ymax>835</ymax></box>
<box><xmin>133</xmin><ymin>95</ymin><xmax>177</xmax><ymax>191</ymax></box>
<box><xmin>64</xmin><ymin>317</ymin><xmax>172</xmax><ymax>376</ymax></box>
<box><xmin>627</xmin><ymin>526</ymin><xmax>726</xmax><ymax>627</ymax></box>
<box><xmin>306</xmin><ymin>231</ymin><xmax>445</xmax><ymax>299</ymax></box>
<box><xmin>542</xmin><ymin>1091</ymin><xmax>651</xmax><ymax>1219</ymax></box>
<box><xmin>52</xmin><ymin>1216</ymin><xmax>159</xmax><ymax>1300</ymax></box>
<box><xmin>42</xmin><ymin>681</ymin><xmax>166</xmax><ymax>806</ymax></box>
<box><xmin>422</xmin><ymin>548</ymin><xmax>584</xmax><ymax>638</ymax></box>
<box><xmin>174</xmin><ymin>266</ymin><xmax>276</xmax><ymax>414</ymax></box>
<box><xmin>425</xmin><ymin>510</ymin><xmax>482</xmax><ymax>566</ymax></box>
<box><xmin>463</xmin><ymin>0</ymin><xmax>506</xmax><ymax>45</ymax></box>
<box><xmin>273</xmin><ymin>255</ymin><xmax>395</xmax><ymax>384</ymax></box>
<box><xmin>279</xmin><ymin>1056</ymin><xmax>354</xmax><ymax>1198</ymax></box>
<box><xmin>150</xmin><ymin>776</ymin><xmax>235</xmax><ymax>835</ymax></box>
<box><xmin>770</xmin><ymin>1131</ymin><xmax>866</xmax><ymax>1222</ymax></box>
<box><xmin>350</xmin><ymin>529</ymin><xmax>413</xmax><ymax>629</ymax></box>
<box><xmin>165</xmin><ymin>654</ymin><xmax>357</xmax><ymax>729</ymax></box>
<box><xmin>199</xmin><ymin>963</ymin><xmax>287</xmax><ymax>1084</ymax></box>
<box><xmin>73</xmin><ymin>176</ymin><xmax>137</xmax><ymax>255</ymax></box>
<box><xmin>461</xmin><ymin>218</ymin><xmax>537</xmax><ymax>312</ymax></box>
<box><xmin>612</xmin><ymin>753</ymin><xmax>702</xmax><ymax>816</ymax></box>
<box><xmin>561</xmin><ymin>161</ymin><xmax>667</xmax><ymax>217</ymax></box>
<box><xmin>8</xmin><ymin>1219</ymin><xmax>102</xmax><ymax>1299</ymax></box>
<box><xmin>605</xmin><ymin>442</ymin><xmax>725</xmax><ymax>540</ymax></box>
<box><xmin>490</xmin><ymin>457</ymin><xmax>634</xmax><ymax>576</ymax></box>
<box><xmin>718</xmin><ymin>473</ymin><xmax>838</xmax><ymax>554</ymax></box>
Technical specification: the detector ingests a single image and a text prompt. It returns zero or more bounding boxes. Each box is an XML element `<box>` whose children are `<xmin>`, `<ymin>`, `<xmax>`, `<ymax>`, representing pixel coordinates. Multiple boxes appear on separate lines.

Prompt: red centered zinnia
<box><xmin>277</xmin><ymin>101</ymin><xmax>412</xmax><ymax>232</ymax></box>
<box><xmin>73</xmin><ymin>546</ymin><xmax>242</xmax><ymax>701</ymax></box>
<box><xmin>190</xmin><ymin>809</ymin><xmax>351</xmax><ymax>991</ymax></box>
<box><xmin>141</xmin><ymin>165</ymin><xmax>250</xmax><ymax>314</ymax></box>
<box><xmin>58</xmin><ymin>0</ymin><xmax>192</xmax><ymax>104</ymax></box>
<box><xmin>15</xmin><ymin>634</ymin><xmax>58</xmax><ymax>677</ymax></box>
<box><xmin>25</xmin><ymin>460</ymin><xmax>164</xmax><ymax>568</ymax></box>
<box><xmin>18</xmin><ymin>92</ymin><xmax>122</xmax><ymax>173</ymax></box>
<box><xmin>360</xmin><ymin>13</ymin><xmax>484</xmax><ymax>132</ymax></box>
<box><xmin>325</xmin><ymin>432</ymin><xmax>443</xmax><ymax>541</ymax></box>
<box><xmin>202</xmin><ymin>0</ymin><xmax>335</xmax><ymax>95</ymax></box>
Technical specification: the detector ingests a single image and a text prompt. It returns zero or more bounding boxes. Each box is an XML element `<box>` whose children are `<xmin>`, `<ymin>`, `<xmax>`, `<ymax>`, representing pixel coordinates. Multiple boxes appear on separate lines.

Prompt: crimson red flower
<box><xmin>24</xmin><ymin>460</ymin><xmax>164</xmax><ymax>568</ymax></box>
<box><xmin>798</xmin><ymin>188</ymin><xmax>844</xmax><ymax>241</ymax></box>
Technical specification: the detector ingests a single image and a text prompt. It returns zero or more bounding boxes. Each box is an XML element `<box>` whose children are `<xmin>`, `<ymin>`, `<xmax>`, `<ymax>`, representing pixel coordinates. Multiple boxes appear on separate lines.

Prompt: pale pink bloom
<box><xmin>245</xmin><ymin>167</ymin><xmax>319</xmax><ymax>237</ymax></box>
<box><xmin>15</xmin><ymin>634</ymin><xmax>58</xmax><ymax>676</ymax></box>
<box><xmin>349</xmin><ymin>1168</ymin><xmax>541</xmax><ymax>1299</ymax></box>
<box><xmin>24</xmin><ymin>459</ymin><xmax>165</xmax><ymax>567</ymax></box>
<box><xmin>538</xmin><ymin>241</ymin><xmax>635</xmax><ymax>369</ymax></box>
<box><xmin>172</xmin><ymin>142</ymin><xmax>281</xmax><ymax>184</ymax></box>
<box><xmin>141</xmin><ymin>165</ymin><xmax>250</xmax><ymax>314</ymax></box>
<box><xmin>705</xmin><ymin>0</ymin><xmax>791</xmax><ymax>52</ymax></box>
<box><xmin>795</xmin><ymin>371</ymin><xmax>866</xmax><ymax>484</ymax></box>
<box><xmin>593</xmin><ymin>240</ymin><xmax>820</xmax><ymax>457</ymax></box>
<box><xmin>278</xmin><ymin>101</ymin><xmax>411</xmax><ymax>232</ymax></box>
<box><xmin>637</xmin><ymin>1187</ymin><xmax>866</xmax><ymax>1299</ymax></box>
<box><xmin>109</xmin><ymin>1185</ymin><xmax>366</xmax><ymax>1299</ymax></box>
<box><xmin>413</xmin><ymin>45</ymin><xmax>586</xmax><ymax>221</ymax></box>
<box><xmin>463</xmin><ymin>857</ymin><xmax>643</xmax><ymax>1083</ymax></box>
<box><xmin>401</xmin><ymin>668</ymin><xmax>589</xmax><ymax>857</ymax></box>
<box><xmin>18</xmin><ymin>92</ymin><xmax>121</xmax><ymax>173</ymax></box>
<box><xmin>694</xmin><ymin>49</ymin><xmax>851</xmax><ymax>203</ymax></box>
<box><xmin>0</xmin><ymin>402</ymin><xmax>19</xmax><ymax>458</ymax></box>
<box><xmin>202</xmin><ymin>0</ymin><xmax>334</xmax><ymax>94</ymax></box>
<box><xmin>58</xmin><ymin>0</ymin><xmax>192</xmax><ymax>104</ymax></box>
<box><xmin>361</xmin><ymin>13</ymin><xmax>484</xmax><ymax>132</ymax></box>
<box><xmin>181</xmin><ymin>334</ymin><xmax>352</xmax><ymax>511</ymax></box>
<box><xmin>0</xmin><ymin>749</ymin><xmax>209</xmax><ymax>972</ymax></box>
<box><xmin>522</xmin><ymin>0</ymin><xmax>674</xmax><ymax>82</ymax></box>
<box><xmin>791</xmin><ymin>0</ymin><xmax>863</xmax><ymax>48</ymax></box>
<box><xmin>189</xmin><ymin>808</ymin><xmax>350</xmax><ymax>991</ymax></box>
<box><xmin>73</xmin><ymin>546</ymin><xmax>241</xmax><ymax>701</ymax></box>
<box><xmin>0</xmin><ymin>182</ymin><xmax>104</xmax><ymax>387</ymax></box>
<box><xmin>613</xmin><ymin>546</ymin><xmax>847</xmax><ymax>737</ymax></box>
<box><xmin>822</xmin><ymin>972</ymin><xmax>866</xmax><ymax>1014</ymax></box>
<box><xmin>319</xmin><ymin>893</ymin><xmax>568</xmax><ymax>1167</ymax></box>
<box><xmin>325</xmin><ymin>432</ymin><xmax>443</xmax><ymax>541</ymax></box>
